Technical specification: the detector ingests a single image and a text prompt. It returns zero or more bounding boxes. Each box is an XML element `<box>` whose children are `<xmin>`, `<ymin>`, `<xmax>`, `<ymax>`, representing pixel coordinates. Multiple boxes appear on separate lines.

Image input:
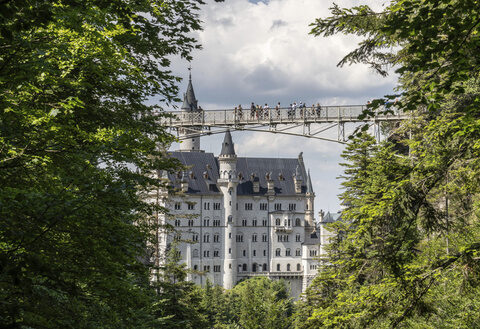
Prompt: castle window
<box><xmin>194</xmin><ymin>265</ymin><xmax>198</xmax><ymax>270</ymax></box>
<box><xmin>242</xmin><ymin>264</ymin><xmax>247</xmax><ymax>271</ymax></box>
<box><xmin>263</xmin><ymin>250</ymin><xmax>266</xmax><ymax>256</ymax></box>
<box><xmin>204</xmin><ymin>202</ymin><xmax>210</xmax><ymax>210</ymax></box>
<box><xmin>236</xmin><ymin>234</ymin><xmax>244</xmax><ymax>242</ymax></box>
<box><xmin>274</xmin><ymin>203</ymin><xmax>282</xmax><ymax>211</ymax></box>
<box><xmin>296</xmin><ymin>234</ymin><xmax>301</xmax><ymax>242</ymax></box>
<box><xmin>174</xmin><ymin>219</ymin><xmax>181</xmax><ymax>227</ymax></box>
<box><xmin>262</xmin><ymin>234</ymin><xmax>268</xmax><ymax>242</ymax></box>
<box><xmin>188</xmin><ymin>219</ymin><xmax>194</xmax><ymax>227</ymax></box>
<box><xmin>297</xmin><ymin>263</ymin><xmax>301</xmax><ymax>271</ymax></box>
<box><xmin>260</xmin><ymin>203</ymin><xmax>268</xmax><ymax>210</ymax></box>
<box><xmin>252</xmin><ymin>219</ymin><xmax>257</xmax><ymax>227</ymax></box>
<box><xmin>203</xmin><ymin>219</ymin><xmax>209</xmax><ymax>226</ymax></box>
<box><xmin>242</xmin><ymin>219</ymin><xmax>247</xmax><ymax>226</ymax></box>
<box><xmin>213</xmin><ymin>234</ymin><xmax>220</xmax><ymax>243</ymax></box>
<box><xmin>262</xmin><ymin>219</ymin><xmax>267</xmax><ymax>226</ymax></box>
<box><xmin>214</xmin><ymin>250</ymin><xmax>219</xmax><ymax>257</ymax></box>
<box><xmin>263</xmin><ymin>263</ymin><xmax>268</xmax><ymax>271</ymax></box>
<box><xmin>203</xmin><ymin>250</ymin><xmax>210</xmax><ymax>257</ymax></box>
<box><xmin>253</xmin><ymin>250</ymin><xmax>256</xmax><ymax>256</ymax></box>
<box><xmin>174</xmin><ymin>202</ymin><xmax>181</xmax><ymax>210</ymax></box>
<box><xmin>229</xmin><ymin>248</ymin><xmax>231</xmax><ymax>254</ymax></box>
<box><xmin>309</xmin><ymin>249</ymin><xmax>317</xmax><ymax>257</ymax></box>
<box><xmin>295</xmin><ymin>218</ymin><xmax>301</xmax><ymax>226</ymax></box>
<box><xmin>203</xmin><ymin>234</ymin><xmax>210</xmax><ymax>243</ymax></box>
<box><xmin>192</xmin><ymin>234</ymin><xmax>198</xmax><ymax>242</ymax></box>
<box><xmin>214</xmin><ymin>202</ymin><xmax>221</xmax><ymax>210</ymax></box>
<box><xmin>213</xmin><ymin>219</ymin><xmax>221</xmax><ymax>227</ymax></box>
<box><xmin>296</xmin><ymin>249</ymin><xmax>301</xmax><ymax>256</ymax></box>
<box><xmin>277</xmin><ymin>264</ymin><xmax>281</xmax><ymax>271</ymax></box>
<box><xmin>275</xmin><ymin>248</ymin><xmax>281</xmax><ymax>257</ymax></box>
<box><xmin>252</xmin><ymin>234</ymin><xmax>257</xmax><ymax>242</ymax></box>
<box><xmin>204</xmin><ymin>265</ymin><xmax>210</xmax><ymax>272</ymax></box>
<box><xmin>286</xmin><ymin>248</ymin><xmax>291</xmax><ymax>256</ymax></box>
<box><xmin>188</xmin><ymin>203</ymin><xmax>195</xmax><ymax>210</ymax></box>
<box><xmin>214</xmin><ymin>265</ymin><xmax>221</xmax><ymax>272</ymax></box>
<box><xmin>193</xmin><ymin>249</ymin><xmax>199</xmax><ymax>258</ymax></box>
<box><xmin>275</xmin><ymin>218</ymin><xmax>281</xmax><ymax>226</ymax></box>
<box><xmin>252</xmin><ymin>263</ymin><xmax>257</xmax><ymax>272</ymax></box>
<box><xmin>245</xmin><ymin>203</ymin><xmax>253</xmax><ymax>210</ymax></box>
<box><xmin>287</xmin><ymin>264</ymin><xmax>291</xmax><ymax>271</ymax></box>
<box><xmin>243</xmin><ymin>250</ymin><xmax>246</xmax><ymax>257</ymax></box>
<box><xmin>289</xmin><ymin>203</ymin><xmax>296</xmax><ymax>211</ymax></box>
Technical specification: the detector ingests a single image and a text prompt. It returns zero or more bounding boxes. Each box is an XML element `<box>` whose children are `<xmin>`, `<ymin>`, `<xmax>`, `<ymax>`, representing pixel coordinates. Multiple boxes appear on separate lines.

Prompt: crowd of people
<box><xmin>233</xmin><ymin>101</ymin><xmax>324</xmax><ymax>120</ymax></box>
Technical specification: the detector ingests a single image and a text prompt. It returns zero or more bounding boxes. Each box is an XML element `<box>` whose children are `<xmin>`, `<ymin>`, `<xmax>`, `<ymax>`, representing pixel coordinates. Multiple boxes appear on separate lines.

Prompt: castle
<box><xmin>156</xmin><ymin>74</ymin><xmax>333</xmax><ymax>298</ymax></box>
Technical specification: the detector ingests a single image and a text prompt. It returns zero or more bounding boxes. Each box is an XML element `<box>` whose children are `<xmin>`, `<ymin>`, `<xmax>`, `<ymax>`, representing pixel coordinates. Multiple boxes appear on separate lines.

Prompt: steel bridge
<box><xmin>159</xmin><ymin>105</ymin><xmax>408</xmax><ymax>144</ymax></box>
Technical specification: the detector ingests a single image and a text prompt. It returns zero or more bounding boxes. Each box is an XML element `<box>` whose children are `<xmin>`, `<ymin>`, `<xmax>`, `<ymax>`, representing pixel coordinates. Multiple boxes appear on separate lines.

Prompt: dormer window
<box><xmin>203</xmin><ymin>171</ymin><xmax>208</xmax><ymax>179</ymax></box>
<box><xmin>238</xmin><ymin>172</ymin><xmax>244</xmax><ymax>180</ymax></box>
<box><xmin>279</xmin><ymin>173</ymin><xmax>285</xmax><ymax>181</ymax></box>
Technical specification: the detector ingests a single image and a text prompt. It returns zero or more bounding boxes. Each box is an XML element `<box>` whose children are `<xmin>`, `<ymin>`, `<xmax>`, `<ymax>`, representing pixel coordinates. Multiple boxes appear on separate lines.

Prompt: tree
<box><xmin>0</xmin><ymin>0</ymin><xmax>204</xmax><ymax>327</ymax></box>
<box><xmin>152</xmin><ymin>245</ymin><xmax>209</xmax><ymax>329</ymax></box>
<box><xmin>298</xmin><ymin>1</ymin><xmax>480</xmax><ymax>327</ymax></box>
<box><xmin>198</xmin><ymin>277</ymin><xmax>294</xmax><ymax>329</ymax></box>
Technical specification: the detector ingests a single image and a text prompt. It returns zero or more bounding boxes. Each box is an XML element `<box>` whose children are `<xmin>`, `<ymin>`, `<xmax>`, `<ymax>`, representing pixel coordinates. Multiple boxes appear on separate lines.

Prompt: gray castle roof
<box><xmin>306</xmin><ymin>170</ymin><xmax>313</xmax><ymax>194</ymax></box>
<box><xmin>181</xmin><ymin>72</ymin><xmax>198</xmax><ymax>112</ymax></box>
<box><xmin>167</xmin><ymin>151</ymin><xmax>309</xmax><ymax>196</ymax></box>
<box><xmin>322</xmin><ymin>211</ymin><xmax>342</xmax><ymax>223</ymax></box>
<box><xmin>220</xmin><ymin>130</ymin><xmax>235</xmax><ymax>156</ymax></box>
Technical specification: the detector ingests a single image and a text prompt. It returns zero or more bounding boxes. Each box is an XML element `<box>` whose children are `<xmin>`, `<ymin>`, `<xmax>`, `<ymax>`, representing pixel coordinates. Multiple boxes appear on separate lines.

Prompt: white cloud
<box><xmin>167</xmin><ymin>0</ymin><xmax>396</xmax><ymax>212</ymax></box>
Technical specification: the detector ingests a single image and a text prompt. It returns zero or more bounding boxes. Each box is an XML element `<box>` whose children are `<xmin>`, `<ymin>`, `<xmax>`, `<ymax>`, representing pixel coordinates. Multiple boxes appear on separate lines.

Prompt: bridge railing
<box><xmin>159</xmin><ymin>105</ymin><xmax>404</xmax><ymax>127</ymax></box>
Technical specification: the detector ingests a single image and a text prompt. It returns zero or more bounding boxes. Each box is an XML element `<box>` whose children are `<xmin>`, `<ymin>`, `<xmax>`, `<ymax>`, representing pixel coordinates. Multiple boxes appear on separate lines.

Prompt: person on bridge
<box><xmin>250</xmin><ymin>102</ymin><xmax>255</xmax><ymax>119</ymax></box>
<box><xmin>264</xmin><ymin>103</ymin><xmax>269</xmax><ymax>118</ymax></box>
<box><xmin>276</xmin><ymin>102</ymin><xmax>281</xmax><ymax>118</ymax></box>
<box><xmin>292</xmin><ymin>102</ymin><xmax>297</xmax><ymax>118</ymax></box>
<box><xmin>238</xmin><ymin>104</ymin><xmax>243</xmax><ymax>119</ymax></box>
<box><xmin>316</xmin><ymin>103</ymin><xmax>322</xmax><ymax>117</ymax></box>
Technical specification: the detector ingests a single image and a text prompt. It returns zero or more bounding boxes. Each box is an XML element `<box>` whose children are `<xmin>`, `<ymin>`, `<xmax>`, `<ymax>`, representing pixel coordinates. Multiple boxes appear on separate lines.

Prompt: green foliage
<box><xmin>0</xmin><ymin>0</ymin><xmax>204</xmax><ymax>327</ymax></box>
<box><xmin>200</xmin><ymin>277</ymin><xmax>294</xmax><ymax>329</ymax></box>
<box><xmin>298</xmin><ymin>1</ymin><xmax>480</xmax><ymax>327</ymax></box>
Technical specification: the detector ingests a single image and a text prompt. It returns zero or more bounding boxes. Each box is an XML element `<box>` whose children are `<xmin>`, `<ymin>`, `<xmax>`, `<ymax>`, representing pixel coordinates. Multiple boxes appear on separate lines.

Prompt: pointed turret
<box><xmin>217</xmin><ymin>130</ymin><xmax>238</xmax><ymax>289</ymax></box>
<box><xmin>220</xmin><ymin>130</ymin><xmax>236</xmax><ymax>156</ymax></box>
<box><xmin>179</xmin><ymin>68</ymin><xmax>201</xmax><ymax>151</ymax></box>
<box><xmin>181</xmin><ymin>69</ymin><xmax>198</xmax><ymax>112</ymax></box>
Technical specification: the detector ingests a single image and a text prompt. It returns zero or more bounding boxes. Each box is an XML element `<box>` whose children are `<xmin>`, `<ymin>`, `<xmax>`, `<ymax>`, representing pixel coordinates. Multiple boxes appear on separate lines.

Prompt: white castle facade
<box><xmin>156</xmin><ymin>75</ymin><xmax>336</xmax><ymax>298</ymax></box>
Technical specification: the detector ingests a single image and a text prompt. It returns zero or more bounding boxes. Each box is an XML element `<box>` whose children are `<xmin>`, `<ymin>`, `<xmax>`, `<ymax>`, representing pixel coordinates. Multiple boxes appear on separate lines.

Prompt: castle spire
<box><xmin>181</xmin><ymin>66</ymin><xmax>198</xmax><ymax>112</ymax></box>
<box><xmin>220</xmin><ymin>130</ymin><xmax>236</xmax><ymax>156</ymax></box>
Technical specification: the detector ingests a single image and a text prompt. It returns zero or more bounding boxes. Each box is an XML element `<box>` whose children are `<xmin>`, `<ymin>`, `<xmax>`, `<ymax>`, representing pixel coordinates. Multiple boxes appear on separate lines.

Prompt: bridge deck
<box><xmin>160</xmin><ymin>105</ymin><xmax>407</xmax><ymax>127</ymax></box>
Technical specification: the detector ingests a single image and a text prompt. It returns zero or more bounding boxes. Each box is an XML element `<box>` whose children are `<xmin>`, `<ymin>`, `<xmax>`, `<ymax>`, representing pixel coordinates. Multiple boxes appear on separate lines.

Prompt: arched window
<box><xmin>295</xmin><ymin>218</ymin><xmax>301</xmax><ymax>226</ymax></box>
<box><xmin>193</xmin><ymin>249</ymin><xmax>199</xmax><ymax>258</ymax></box>
<box><xmin>284</xmin><ymin>219</ymin><xmax>288</xmax><ymax>226</ymax></box>
<box><xmin>194</xmin><ymin>265</ymin><xmax>198</xmax><ymax>270</ymax></box>
<box><xmin>296</xmin><ymin>248</ymin><xmax>301</xmax><ymax>256</ymax></box>
<box><xmin>252</xmin><ymin>263</ymin><xmax>257</xmax><ymax>272</ymax></box>
<box><xmin>286</xmin><ymin>248</ymin><xmax>291</xmax><ymax>256</ymax></box>
<box><xmin>277</xmin><ymin>264</ymin><xmax>281</xmax><ymax>271</ymax></box>
<box><xmin>242</xmin><ymin>263</ymin><xmax>247</xmax><ymax>272</ymax></box>
<box><xmin>275</xmin><ymin>248</ymin><xmax>281</xmax><ymax>256</ymax></box>
<box><xmin>287</xmin><ymin>263</ymin><xmax>291</xmax><ymax>271</ymax></box>
<box><xmin>275</xmin><ymin>218</ymin><xmax>281</xmax><ymax>225</ymax></box>
<box><xmin>203</xmin><ymin>234</ymin><xmax>209</xmax><ymax>243</ymax></box>
<box><xmin>252</xmin><ymin>233</ymin><xmax>257</xmax><ymax>242</ymax></box>
<box><xmin>297</xmin><ymin>263</ymin><xmax>301</xmax><ymax>271</ymax></box>
<box><xmin>263</xmin><ymin>263</ymin><xmax>268</xmax><ymax>271</ymax></box>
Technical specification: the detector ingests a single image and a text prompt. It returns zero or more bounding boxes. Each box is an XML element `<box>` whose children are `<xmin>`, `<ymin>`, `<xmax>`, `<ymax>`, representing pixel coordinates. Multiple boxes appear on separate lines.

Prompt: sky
<box><xmin>167</xmin><ymin>0</ymin><xmax>397</xmax><ymax>215</ymax></box>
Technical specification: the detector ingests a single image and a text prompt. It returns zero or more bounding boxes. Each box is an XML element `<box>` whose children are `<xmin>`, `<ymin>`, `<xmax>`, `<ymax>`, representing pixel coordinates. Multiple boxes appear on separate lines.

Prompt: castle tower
<box><xmin>217</xmin><ymin>130</ymin><xmax>238</xmax><ymax>289</ymax></box>
<box><xmin>179</xmin><ymin>68</ymin><xmax>202</xmax><ymax>151</ymax></box>
<box><xmin>305</xmin><ymin>170</ymin><xmax>315</xmax><ymax>226</ymax></box>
